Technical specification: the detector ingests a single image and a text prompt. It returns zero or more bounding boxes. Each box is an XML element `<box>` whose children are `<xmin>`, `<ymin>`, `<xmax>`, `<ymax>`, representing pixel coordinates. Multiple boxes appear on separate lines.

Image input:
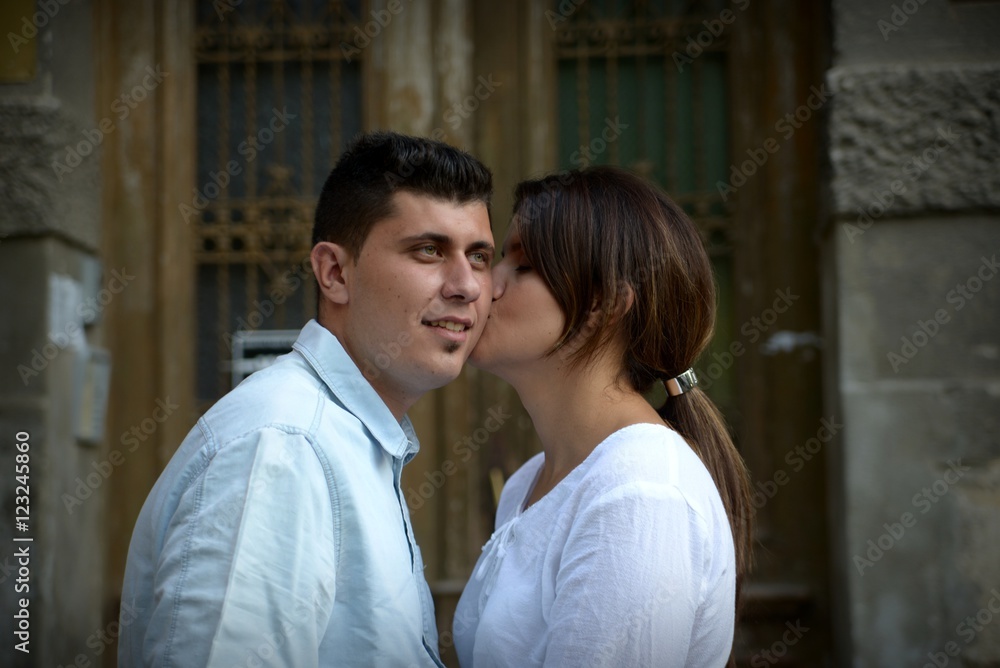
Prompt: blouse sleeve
<box><xmin>542</xmin><ymin>481</ymin><xmax>711</xmax><ymax>668</ymax></box>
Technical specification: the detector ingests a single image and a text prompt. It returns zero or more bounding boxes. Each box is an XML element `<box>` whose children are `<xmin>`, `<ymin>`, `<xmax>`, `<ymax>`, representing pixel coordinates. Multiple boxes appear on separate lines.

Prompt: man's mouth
<box><xmin>424</xmin><ymin>319</ymin><xmax>470</xmax><ymax>333</ymax></box>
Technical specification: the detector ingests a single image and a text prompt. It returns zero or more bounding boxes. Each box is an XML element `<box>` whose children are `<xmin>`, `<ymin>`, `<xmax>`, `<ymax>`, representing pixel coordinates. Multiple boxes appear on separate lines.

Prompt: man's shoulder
<box><xmin>201</xmin><ymin>351</ymin><xmax>341</xmax><ymax>442</ymax></box>
<box><xmin>196</xmin><ymin>347</ymin><xmax>393</xmax><ymax>470</ymax></box>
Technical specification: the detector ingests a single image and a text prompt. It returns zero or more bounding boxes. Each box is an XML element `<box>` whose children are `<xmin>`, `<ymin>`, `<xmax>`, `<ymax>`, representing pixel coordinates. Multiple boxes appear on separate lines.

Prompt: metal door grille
<box><xmin>193</xmin><ymin>0</ymin><xmax>364</xmax><ymax>404</ymax></box>
<box><xmin>554</xmin><ymin>0</ymin><xmax>738</xmax><ymax>418</ymax></box>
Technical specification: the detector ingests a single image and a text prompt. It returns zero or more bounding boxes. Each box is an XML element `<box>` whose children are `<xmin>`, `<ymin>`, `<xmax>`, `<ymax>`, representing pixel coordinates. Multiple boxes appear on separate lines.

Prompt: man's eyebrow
<box><xmin>399</xmin><ymin>232</ymin><xmax>451</xmax><ymax>246</ymax></box>
<box><xmin>469</xmin><ymin>239</ymin><xmax>495</xmax><ymax>255</ymax></box>
<box><xmin>400</xmin><ymin>233</ymin><xmax>494</xmax><ymax>255</ymax></box>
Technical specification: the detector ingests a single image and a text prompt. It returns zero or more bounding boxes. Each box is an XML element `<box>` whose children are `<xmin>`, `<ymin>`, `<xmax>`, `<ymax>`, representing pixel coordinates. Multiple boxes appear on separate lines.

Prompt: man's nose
<box><xmin>443</xmin><ymin>257</ymin><xmax>482</xmax><ymax>302</ymax></box>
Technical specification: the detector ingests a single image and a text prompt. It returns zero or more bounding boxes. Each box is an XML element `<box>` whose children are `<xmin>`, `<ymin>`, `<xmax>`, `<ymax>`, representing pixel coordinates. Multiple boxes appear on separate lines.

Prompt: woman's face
<box><xmin>468</xmin><ymin>223</ymin><xmax>566</xmax><ymax>380</ymax></box>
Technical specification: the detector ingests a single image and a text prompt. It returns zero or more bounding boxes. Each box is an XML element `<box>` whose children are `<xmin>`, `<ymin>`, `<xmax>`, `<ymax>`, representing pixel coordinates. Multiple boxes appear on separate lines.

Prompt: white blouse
<box><xmin>453</xmin><ymin>423</ymin><xmax>735</xmax><ymax>667</ymax></box>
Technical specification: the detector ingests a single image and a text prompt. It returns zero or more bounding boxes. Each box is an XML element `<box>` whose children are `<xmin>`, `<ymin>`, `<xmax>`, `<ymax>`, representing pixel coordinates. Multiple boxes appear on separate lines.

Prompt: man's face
<box><xmin>339</xmin><ymin>191</ymin><xmax>493</xmax><ymax>416</ymax></box>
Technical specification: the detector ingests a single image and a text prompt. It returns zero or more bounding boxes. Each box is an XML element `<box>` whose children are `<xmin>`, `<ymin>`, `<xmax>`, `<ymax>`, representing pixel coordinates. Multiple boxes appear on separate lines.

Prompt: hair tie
<box><xmin>664</xmin><ymin>368</ymin><xmax>698</xmax><ymax>397</ymax></box>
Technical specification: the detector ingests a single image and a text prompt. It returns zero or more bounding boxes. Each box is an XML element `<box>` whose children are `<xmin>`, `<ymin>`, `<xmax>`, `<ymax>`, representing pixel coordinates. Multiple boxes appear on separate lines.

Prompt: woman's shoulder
<box><xmin>592</xmin><ymin>422</ymin><xmax>701</xmax><ymax>470</ymax></box>
<box><xmin>581</xmin><ymin>422</ymin><xmax>722</xmax><ymax>513</ymax></box>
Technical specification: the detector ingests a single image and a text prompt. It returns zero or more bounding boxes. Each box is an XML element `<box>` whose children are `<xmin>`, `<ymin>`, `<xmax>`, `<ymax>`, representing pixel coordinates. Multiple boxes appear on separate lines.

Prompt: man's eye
<box><xmin>470</xmin><ymin>251</ymin><xmax>488</xmax><ymax>264</ymax></box>
<box><xmin>420</xmin><ymin>245</ymin><xmax>439</xmax><ymax>256</ymax></box>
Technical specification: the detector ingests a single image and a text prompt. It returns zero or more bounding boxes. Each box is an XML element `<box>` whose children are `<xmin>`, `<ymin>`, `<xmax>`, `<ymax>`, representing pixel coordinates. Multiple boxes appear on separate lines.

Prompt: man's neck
<box><xmin>318</xmin><ymin>318</ymin><xmax>414</xmax><ymax>422</ymax></box>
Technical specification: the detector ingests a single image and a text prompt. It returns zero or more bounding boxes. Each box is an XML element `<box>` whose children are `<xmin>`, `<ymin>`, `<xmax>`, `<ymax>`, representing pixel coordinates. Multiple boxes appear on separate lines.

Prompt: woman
<box><xmin>453</xmin><ymin>166</ymin><xmax>753</xmax><ymax>667</ymax></box>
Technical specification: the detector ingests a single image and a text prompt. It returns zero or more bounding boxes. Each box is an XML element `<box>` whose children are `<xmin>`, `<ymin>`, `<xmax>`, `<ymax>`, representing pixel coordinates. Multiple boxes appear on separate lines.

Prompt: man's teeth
<box><xmin>428</xmin><ymin>320</ymin><xmax>466</xmax><ymax>332</ymax></box>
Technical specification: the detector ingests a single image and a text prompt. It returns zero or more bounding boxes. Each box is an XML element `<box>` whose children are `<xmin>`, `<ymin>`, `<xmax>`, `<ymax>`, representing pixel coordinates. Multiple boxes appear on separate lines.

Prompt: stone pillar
<box><xmin>824</xmin><ymin>1</ymin><xmax>1000</xmax><ymax>665</ymax></box>
<box><xmin>0</xmin><ymin>0</ymin><xmax>105</xmax><ymax>664</ymax></box>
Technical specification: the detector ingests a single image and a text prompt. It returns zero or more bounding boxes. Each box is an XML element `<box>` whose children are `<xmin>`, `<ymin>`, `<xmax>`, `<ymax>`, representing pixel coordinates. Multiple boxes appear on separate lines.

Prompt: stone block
<box><xmin>838</xmin><ymin>386</ymin><xmax>1000</xmax><ymax>666</ymax></box>
<box><xmin>833</xmin><ymin>0</ymin><xmax>1000</xmax><ymax>66</ymax></box>
<box><xmin>827</xmin><ymin>65</ymin><xmax>1000</xmax><ymax>217</ymax></box>
<box><xmin>836</xmin><ymin>216</ymin><xmax>1000</xmax><ymax>382</ymax></box>
<box><xmin>0</xmin><ymin>101</ymin><xmax>101</xmax><ymax>249</ymax></box>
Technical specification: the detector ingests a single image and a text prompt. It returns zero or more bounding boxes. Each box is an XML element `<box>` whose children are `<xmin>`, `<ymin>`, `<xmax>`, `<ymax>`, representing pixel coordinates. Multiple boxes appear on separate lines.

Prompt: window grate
<box><xmin>193</xmin><ymin>0</ymin><xmax>364</xmax><ymax>404</ymax></box>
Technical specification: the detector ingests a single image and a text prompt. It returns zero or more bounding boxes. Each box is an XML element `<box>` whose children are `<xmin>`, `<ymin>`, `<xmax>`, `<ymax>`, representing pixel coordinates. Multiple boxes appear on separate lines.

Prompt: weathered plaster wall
<box><xmin>0</xmin><ymin>1</ymin><xmax>105</xmax><ymax>665</ymax></box>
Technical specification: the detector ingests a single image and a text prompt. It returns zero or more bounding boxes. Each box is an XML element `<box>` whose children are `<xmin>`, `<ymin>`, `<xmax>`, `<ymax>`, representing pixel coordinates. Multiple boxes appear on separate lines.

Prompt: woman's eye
<box><xmin>515</xmin><ymin>265</ymin><xmax>532</xmax><ymax>273</ymax></box>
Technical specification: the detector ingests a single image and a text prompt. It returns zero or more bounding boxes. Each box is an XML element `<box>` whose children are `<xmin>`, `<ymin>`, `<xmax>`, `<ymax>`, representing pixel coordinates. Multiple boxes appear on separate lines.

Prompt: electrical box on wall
<box><xmin>230</xmin><ymin>330</ymin><xmax>298</xmax><ymax>389</ymax></box>
<box><xmin>49</xmin><ymin>264</ymin><xmax>113</xmax><ymax>447</ymax></box>
<box><xmin>73</xmin><ymin>347</ymin><xmax>111</xmax><ymax>445</ymax></box>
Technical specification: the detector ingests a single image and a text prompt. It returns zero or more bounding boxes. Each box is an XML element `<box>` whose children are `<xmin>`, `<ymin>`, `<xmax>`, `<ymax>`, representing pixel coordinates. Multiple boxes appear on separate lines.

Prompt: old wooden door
<box><xmin>467</xmin><ymin>0</ymin><xmax>834</xmax><ymax>665</ymax></box>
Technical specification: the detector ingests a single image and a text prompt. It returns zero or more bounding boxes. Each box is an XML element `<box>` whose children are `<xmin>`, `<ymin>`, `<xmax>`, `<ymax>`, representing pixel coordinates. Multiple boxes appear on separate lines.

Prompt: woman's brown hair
<box><xmin>513</xmin><ymin>165</ymin><xmax>753</xmax><ymax>615</ymax></box>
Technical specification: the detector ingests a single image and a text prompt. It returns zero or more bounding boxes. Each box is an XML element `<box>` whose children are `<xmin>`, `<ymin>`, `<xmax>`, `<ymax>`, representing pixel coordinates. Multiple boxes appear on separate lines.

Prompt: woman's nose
<box><xmin>491</xmin><ymin>264</ymin><xmax>507</xmax><ymax>301</ymax></box>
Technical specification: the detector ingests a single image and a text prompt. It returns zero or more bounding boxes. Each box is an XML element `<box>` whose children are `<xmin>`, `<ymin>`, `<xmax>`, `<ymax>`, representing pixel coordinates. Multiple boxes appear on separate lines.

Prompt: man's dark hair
<box><xmin>312</xmin><ymin>130</ymin><xmax>493</xmax><ymax>257</ymax></box>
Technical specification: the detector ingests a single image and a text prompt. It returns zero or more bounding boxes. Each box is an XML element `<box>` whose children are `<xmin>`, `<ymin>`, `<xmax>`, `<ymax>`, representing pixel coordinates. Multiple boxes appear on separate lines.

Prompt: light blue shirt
<box><xmin>120</xmin><ymin>320</ymin><xmax>444</xmax><ymax>667</ymax></box>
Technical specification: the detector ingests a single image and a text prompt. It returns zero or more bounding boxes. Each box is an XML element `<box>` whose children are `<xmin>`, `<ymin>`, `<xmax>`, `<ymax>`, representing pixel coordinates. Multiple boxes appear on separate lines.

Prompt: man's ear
<box><xmin>311</xmin><ymin>241</ymin><xmax>354</xmax><ymax>305</ymax></box>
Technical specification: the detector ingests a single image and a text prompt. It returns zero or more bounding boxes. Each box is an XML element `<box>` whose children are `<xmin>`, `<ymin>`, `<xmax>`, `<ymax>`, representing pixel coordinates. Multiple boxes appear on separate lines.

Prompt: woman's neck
<box><xmin>511</xmin><ymin>354</ymin><xmax>662</xmax><ymax>503</ymax></box>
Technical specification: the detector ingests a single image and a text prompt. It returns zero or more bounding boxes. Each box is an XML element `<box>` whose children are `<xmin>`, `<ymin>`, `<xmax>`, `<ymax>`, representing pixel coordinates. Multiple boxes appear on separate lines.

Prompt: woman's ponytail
<box><xmin>658</xmin><ymin>387</ymin><xmax>753</xmax><ymax>610</ymax></box>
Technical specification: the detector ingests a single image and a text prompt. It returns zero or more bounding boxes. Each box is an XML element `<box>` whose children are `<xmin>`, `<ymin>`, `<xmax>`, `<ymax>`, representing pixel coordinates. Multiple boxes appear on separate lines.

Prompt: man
<box><xmin>120</xmin><ymin>131</ymin><xmax>494</xmax><ymax>667</ymax></box>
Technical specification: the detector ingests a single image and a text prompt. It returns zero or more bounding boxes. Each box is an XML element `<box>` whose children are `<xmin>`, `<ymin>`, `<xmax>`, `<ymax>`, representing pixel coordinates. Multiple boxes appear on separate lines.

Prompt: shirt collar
<box><xmin>293</xmin><ymin>319</ymin><xmax>419</xmax><ymax>462</ymax></box>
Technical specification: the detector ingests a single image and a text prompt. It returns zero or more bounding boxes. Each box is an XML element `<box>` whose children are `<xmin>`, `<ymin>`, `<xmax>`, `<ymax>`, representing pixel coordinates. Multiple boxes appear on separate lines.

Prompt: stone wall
<box><xmin>825</xmin><ymin>1</ymin><xmax>1000</xmax><ymax>665</ymax></box>
<box><xmin>0</xmin><ymin>1</ymin><xmax>106</xmax><ymax>665</ymax></box>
